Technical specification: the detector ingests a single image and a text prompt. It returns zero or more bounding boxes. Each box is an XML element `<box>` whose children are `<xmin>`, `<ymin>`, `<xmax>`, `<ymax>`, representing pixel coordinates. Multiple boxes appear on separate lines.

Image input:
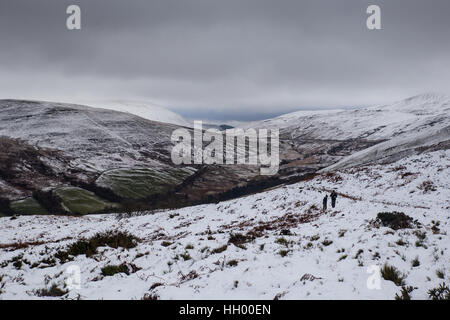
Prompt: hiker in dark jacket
<box><xmin>330</xmin><ymin>190</ymin><xmax>338</xmax><ymax>208</ymax></box>
<box><xmin>322</xmin><ymin>194</ymin><xmax>328</xmax><ymax>211</ymax></box>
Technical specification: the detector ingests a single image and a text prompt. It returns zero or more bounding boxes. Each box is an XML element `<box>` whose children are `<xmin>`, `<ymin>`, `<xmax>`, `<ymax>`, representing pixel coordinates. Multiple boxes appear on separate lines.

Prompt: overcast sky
<box><xmin>0</xmin><ymin>0</ymin><xmax>449</xmax><ymax>121</ymax></box>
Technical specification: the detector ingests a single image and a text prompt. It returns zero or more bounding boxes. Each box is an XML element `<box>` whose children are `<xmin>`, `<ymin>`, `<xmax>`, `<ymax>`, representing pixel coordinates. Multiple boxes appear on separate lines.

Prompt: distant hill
<box><xmin>77</xmin><ymin>100</ymin><xmax>191</xmax><ymax>127</ymax></box>
<box><xmin>242</xmin><ymin>93</ymin><xmax>450</xmax><ymax>176</ymax></box>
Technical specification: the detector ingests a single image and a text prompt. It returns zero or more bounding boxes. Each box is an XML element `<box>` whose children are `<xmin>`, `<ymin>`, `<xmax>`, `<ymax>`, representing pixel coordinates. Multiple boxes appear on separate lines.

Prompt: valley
<box><xmin>0</xmin><ymin>94</ymin><xmax>449</xmax><ymax>216</ymax></box>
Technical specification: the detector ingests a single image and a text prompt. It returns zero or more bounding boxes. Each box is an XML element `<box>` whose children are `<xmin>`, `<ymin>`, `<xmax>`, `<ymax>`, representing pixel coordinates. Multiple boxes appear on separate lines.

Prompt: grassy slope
<box><xmin>54</xmin><ymin>187</ymin><xmax>119</xmax><ymax>215</ymax></box>
<box><xmin>10</xmin><ymin>198</ymin><xmax>48</xmax><ymax>215</ymax></box>
<box><xmin>96</xmin><ymin>167</ymin><xmax>194</xmax><ymax>200</ymax></box>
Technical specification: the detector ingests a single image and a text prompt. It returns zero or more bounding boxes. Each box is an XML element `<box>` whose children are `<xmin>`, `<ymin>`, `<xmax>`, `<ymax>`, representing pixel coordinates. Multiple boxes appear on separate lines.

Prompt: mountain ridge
<box><xmin>75</xmin><ymin>100</ymin><xmax>192</xmax><ymax>127</ymax></box>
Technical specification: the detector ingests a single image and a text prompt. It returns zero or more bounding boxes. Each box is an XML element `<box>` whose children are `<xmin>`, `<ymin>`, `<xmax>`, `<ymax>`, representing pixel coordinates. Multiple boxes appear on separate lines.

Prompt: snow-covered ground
<box><xmin>0</xmin><ymin>150</ymin><xmax>449</xmax><ymax>300</ymax></box>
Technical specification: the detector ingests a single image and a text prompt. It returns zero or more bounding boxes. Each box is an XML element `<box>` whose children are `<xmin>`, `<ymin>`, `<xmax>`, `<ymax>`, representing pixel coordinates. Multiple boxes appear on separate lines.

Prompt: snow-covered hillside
<box><xmin>0</xmin><ymin>99</ymin><xmax>200</xmax><ymax>214</ymax></box>
<box><xmin>241</xmin><ymin>109</ymin><xmax>345</xmax><ymax>130</ymax></box>
<box><xmin>246</xmin><ymin>93</ymin><xmax>450</xmax><ymax>172</ymax></box>
<box><xmin>1</xmin><ymin>150</ymin><xmax>448</xmax><ymax>300</ymax></box>
<box><xmin>0</xmin><ymin>100</ymin><xmax>181</xmax><ymax>173</ymax></box>
<box><xmin>78</xmin><ymin>100</ymin><xmax>191</xmax><ymax>127</ymax></box>
<box><xmin>244</xmin><ymin>93</ymin><xmax>450</xmax><ymax>139</ymax></box>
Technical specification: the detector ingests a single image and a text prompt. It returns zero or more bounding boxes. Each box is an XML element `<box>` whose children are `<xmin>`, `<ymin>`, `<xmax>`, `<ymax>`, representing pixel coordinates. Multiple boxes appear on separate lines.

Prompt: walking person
<box><xmin>330</xmin><ymin>190</ymin><xmax>338</xmax><ymax>208</ymax></box>
<box><xmin>322</xmin><ymin>194</ymin><xmax>328</xmax><ymax>211</ymax></box>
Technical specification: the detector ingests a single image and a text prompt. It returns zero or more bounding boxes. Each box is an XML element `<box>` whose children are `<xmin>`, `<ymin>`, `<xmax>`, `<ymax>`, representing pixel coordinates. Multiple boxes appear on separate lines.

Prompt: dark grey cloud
<box><xmin>0</xmin><ymin>0</ymin><xmax>449</xmax><ymax>120</ymax></box>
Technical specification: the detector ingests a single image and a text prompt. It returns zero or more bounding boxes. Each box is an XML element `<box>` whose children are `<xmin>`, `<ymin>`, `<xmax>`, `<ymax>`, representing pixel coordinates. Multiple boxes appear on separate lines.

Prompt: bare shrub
<box><xmin>376</xmin><ymin>212</ymin><xmax>414</xmax><ymax>230</ymax></box>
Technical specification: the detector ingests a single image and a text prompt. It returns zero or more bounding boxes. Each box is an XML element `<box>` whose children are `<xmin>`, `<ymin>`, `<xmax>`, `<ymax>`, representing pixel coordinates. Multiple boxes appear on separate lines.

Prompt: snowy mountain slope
<box><xmin>0</xmin><ymin>100</ymin><xmax>181</xmax><ymax>172</ymax></box>
<box><xmin>243</xmin><ymin>93</ymin><xmax>450</xmax><ymax>141</ymax></box>
<box><xmin>0</xmin><ymin>150</ymin><xmax>448</xmax><ymax>300</ymax></box>
<box><xmin>323</xmin><ymin>125</ymin><xmax>450</xmax><ymax>171</ymax></box>
<box><xmin>241</xmin><ymin>109</ymin><xmax>345</xmax><ymax>130</ymax></box>
<box><xmin>78</xmin><ymin>100</ymin><xmax>191</xmax><ymax>127</ymax></box>
<box><xmin>318</xmin><ymin>94</ymin><xmax>450</xmax><ymax>170</ymax></box>
<box><xmin>243</xmin><ymin>94</ymin><xmax>450</xmax><ymax>176</ymax></box>
<box><xmin>0</xmin><ymin>100</ymin><xmax>201</xmax><ymax>215</ymax></box>
<box><xmin>0</xmin><ymin>100</ymin><xmax>261</xmax><ymax>214</ymax></box>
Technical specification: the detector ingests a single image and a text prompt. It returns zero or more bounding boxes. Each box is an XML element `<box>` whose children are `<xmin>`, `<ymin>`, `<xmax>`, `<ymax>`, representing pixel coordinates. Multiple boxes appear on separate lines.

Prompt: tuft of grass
<box><xmin>376</xmin><ymin>212</ymin><xmax>413</xmax><ymax>230</ymax></box>
<box><xmin>12</xmin><ymin>256</ymin><xmax>23</xmax><ymax>269</ymax></box>
<box><xmin>415</xmin><ymin>240</ymin><xmax>426</xmax><ymax>248</ymax></box>
<box><xmin>211</xmin><ymin>245</ymin><xmax>228</xmax><ymax>254</ymax></box>
<box><xmin>55</xmin><ymin>230</ymin><xmax>140</xmax><ymax>262</ymax></box>
<box><xmin>354</xmin><ymin>249</ymin><xmax>364</xmax><ymax>259</ymax></box>
<box><xmin>303</xmin><ymin>242</ymin><xmax>313</xmax><ymax>249</ymax></box>
<box><xmin>161</xmin><ymin>241</ymin><xmax>173</xmax><ymax>247</ymax></box>
<box><xmin>101</xmin><ymin>264</ymin><xmax>130</xmax><ymax>277</ymax></box>
<box><xmin>418</xmin><ymin>180</ymin><xmax>437</xmax><ymax>193</ymax></box>
<box><xmin>280</xmin><ymin>229</ymin><xmax>293</xmax><ymax>236</ymax></box>
<box><xmin>395</xmin><ymin>286</ymin><xmax>415</xmax><ymax>300</ymax></box>
<box><xmin>150</xmin><ymin>282</ymin><xmax>164</xmax><ymax>290</ymax></box>
<box><xmin>3</xmin><ymin>254</ymin><xmax>32</xmax><ymax>270</ymax></box>
<box><xmin>149</xmin><ymin>282</ymin><xmax>163</xmax><ymax>290</ymax></box>
<box><xmin>35</xmin><ymin>284</ymin><xmax>68</xmax><ymax>297</ymax></box>
<box><xmin>227</xmin><ymin>259</ymin><xmax>238</xmax><ymax>267</ymax></box>
<box><xmin>381</xmin><ymin>264</ymin><xmax>406</xmax><ymax>286</ymax></box>
<box><xmin>141</xmin><ymin>293</ymin><xmax>159</xmax><ymax>300</ymax></box>
<box><xmin>322</xmin><ymin>239</ymin><xmax>333</xmax><ymax>247</ymax></box>
<box><xmin>278</xmin><ymin>249</ymin><xmax>289</xmax><ymax>257</ymax></box>
<box><xmin>338</xmin><ymin>254</ymin><xmax>348</xmax><ymax>261</ymax></box>
<box><xmin>436</xmin><ymin>269</ymin><xmax>445</xmax><ymax>279</ymax></box>
<box><xmin>413</xmin><ymin>230</ymin><xmax>426</xmax><ymax>241</ymax></box>
<box><xmin>413</xmin><ymin>230</ymin><xmax>427</xmax><ymax>248</ymax></box>
<box><xmin>185</xmin><ymin>244</ymin><xmax>194</xmax><ymax>250</ymax></box>
<box><xmin>180</xmin><ymin>270</ymin><xmax>199</xmax><ymax>282</ymax></box>
<box><xmin>431</xmin><ymin>221</ymin><xmax>440</xmax><ymax>234</ymax></box>
<box><xmin>338</xmin><ymin>229</ymin><xmax>347</xmax><ymax>238</ymax></box>
<box><xmin>0</xmin><ymin>274</ymin><xmax>5</xmax><ymax>295</ymax></box>
<box><xmin>275</xmin><ymin>237</ymin><xmax>289</xmax><ymax>247</ymax></box>
<box><xmin>180</xmin><ymin>252</ymin><xmax>192</xmax><ymax>261</ymax></box>
<box><xmin>411</xmin><ymin>256</ymin><xmax>420</xmax><ymax>267</ymax></box>
<box><xmin>396</xmin><ymin>239</ymin><xmax>407</xmax><ymax>246</ymax></box>
<box><xmin>228</xmin><ymin>233</ymin><xmax>255</xmax><ymax>248</ymax></box>
<box><xmin>200</xmin><ymin>246</ymin><xmax>209</xmax><ymax>253</ymax></box>
<box><xmin>427</xmin><ymin>283</ymin><xmax>450</xmax><ymax>300</ymax></box>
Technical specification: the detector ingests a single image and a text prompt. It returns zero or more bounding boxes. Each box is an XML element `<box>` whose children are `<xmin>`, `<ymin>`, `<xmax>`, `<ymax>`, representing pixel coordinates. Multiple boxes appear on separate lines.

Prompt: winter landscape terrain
<box><xmin>0</xmin><ymin>93</ymin><xmax>449</xmax><ymax>300</ymax></box>
<box><xmin>0</xmin><ymin>149</ymin><xmax>448</xmax><ymax>299</ymax></box>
